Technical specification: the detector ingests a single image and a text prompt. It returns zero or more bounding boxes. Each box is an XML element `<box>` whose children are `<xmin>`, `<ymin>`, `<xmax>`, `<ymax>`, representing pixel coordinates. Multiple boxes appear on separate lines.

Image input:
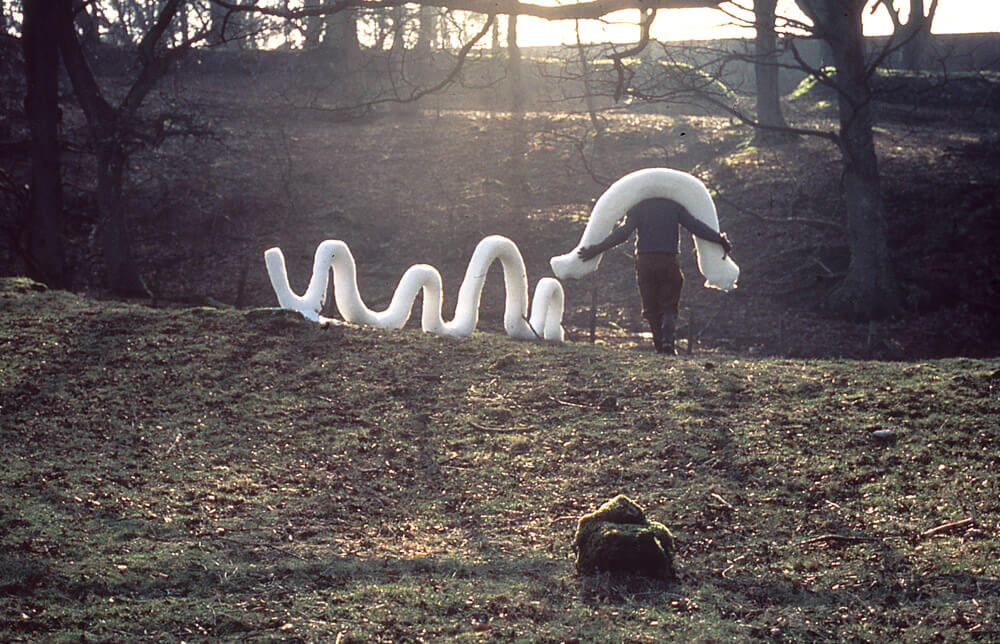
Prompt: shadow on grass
<box><xmin>42</xmin><ymin>549</ymin><xmax>566</xmax><ymax>602</ymax></box>
<box><xmin>714</xmin><ymin>569</ymin><xmax>1000</xmax><ymax>612</ymax></box>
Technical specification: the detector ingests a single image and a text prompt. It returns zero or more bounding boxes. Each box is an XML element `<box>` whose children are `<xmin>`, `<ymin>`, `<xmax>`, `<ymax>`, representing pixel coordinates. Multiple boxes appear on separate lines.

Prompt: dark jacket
<box><xmin>592</xmin><ymin>198</ymin><xmax>725</xmax><ymax>255</ymax></box>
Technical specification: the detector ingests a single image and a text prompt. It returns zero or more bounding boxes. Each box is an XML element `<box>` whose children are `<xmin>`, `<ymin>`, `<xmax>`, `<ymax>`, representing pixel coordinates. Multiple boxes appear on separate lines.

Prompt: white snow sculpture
<box><xmin>265</xmin><ymin>235</ymin><xmax>565</xmax><ymax>342</ymax></box>
<box><xmin>550</xmin><ymin>168</ymin><xmax>739</xmax><ymax>291</ymax></box>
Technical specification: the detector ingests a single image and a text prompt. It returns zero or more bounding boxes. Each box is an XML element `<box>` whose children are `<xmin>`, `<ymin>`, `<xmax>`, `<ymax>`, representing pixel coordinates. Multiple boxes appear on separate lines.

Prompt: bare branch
<box><xmin>209</xmin><ymin>0</ymin><xmax>724</xmax><ymax>21</ymax></box>
<box><xmin>609</xmin><ymin>8</ymin><xmax>655</xmax><ymax>102</ymax></box>
<box><xmin>56</xmin><ymin>3</ymin><xmax>115</xmax><ymax>129</ymax></box>
<box><xmin>714</xmin><ymin>195</ymin><xmax>845</xmax><ymax>231</ymax></box>
<box><xmin>872</xmin><ymin>0</ymin><xmax>902</xmax><ymax>30</ymax></box>
<box><xmin>297</xmin><ymin>14</ymin><xmax>496</xmax><ymax>116</ymax></box>
<box><xmin>123</xmin><ymin>0</ymin><xmax>190</xmax><ymax>119</ymax></box>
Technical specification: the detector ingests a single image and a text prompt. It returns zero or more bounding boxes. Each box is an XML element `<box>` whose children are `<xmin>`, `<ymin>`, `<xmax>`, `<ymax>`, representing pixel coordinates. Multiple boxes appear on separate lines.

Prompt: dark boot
<box><xmin>646</xmin><ymin>318</ymin><xmax>663</xmax><ymax>352</ymax></box>
<box><xmin>659</xmin><ymin>313</ymin><xmax>677</xmax><ymax>355</ymax></box>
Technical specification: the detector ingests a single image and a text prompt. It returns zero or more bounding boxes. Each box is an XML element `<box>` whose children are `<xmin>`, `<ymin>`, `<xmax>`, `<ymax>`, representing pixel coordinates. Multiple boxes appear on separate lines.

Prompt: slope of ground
<box><xmin>2</xmin><ymin>279</ymin><xmax>998</xmax><ymax>641</ymax></box>
<box><xmin>2</xmin><ymin>59</ymin><xmax>999</xmax><ymax>359</ymax></box>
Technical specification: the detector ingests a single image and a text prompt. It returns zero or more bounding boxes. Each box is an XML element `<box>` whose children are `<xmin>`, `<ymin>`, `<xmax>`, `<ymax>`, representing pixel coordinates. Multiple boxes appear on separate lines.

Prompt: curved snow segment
<box><xmin>550</xmin><ymin>168</ymin><xmax>739</xmax><ymax>291</ymax></box>
<box><xmin>265</xmin><ymin>235</ymin><xmax>565</xmax><ymax>343</ymax></box>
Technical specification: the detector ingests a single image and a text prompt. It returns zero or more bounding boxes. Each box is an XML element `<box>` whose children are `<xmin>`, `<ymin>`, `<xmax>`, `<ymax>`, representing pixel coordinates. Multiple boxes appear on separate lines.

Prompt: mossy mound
<box><xmin>0</xmin><ymin>277</ymin><xmax>48</xmax><ymax>296</ymax></box>
<box><xmin>573</xmin><ymin>495</ymin><xmax>676</xmax><ymax>581</ymax></box>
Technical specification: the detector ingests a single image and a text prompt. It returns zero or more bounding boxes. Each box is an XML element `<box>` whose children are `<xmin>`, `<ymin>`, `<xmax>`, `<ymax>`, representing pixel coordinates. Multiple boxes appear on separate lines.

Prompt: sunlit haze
<box><xmin>516</xmin><ymin>0</ymin><xmax>1000</xmax><ymax>47</ymax></box>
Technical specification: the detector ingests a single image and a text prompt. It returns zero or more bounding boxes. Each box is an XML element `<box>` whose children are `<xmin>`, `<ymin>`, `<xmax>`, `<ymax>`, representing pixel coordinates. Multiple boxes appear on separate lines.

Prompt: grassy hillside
<box><xmin>1</xmin><ymin>278</ymin><xmax>998</xmax><ymax>641</ymax></box>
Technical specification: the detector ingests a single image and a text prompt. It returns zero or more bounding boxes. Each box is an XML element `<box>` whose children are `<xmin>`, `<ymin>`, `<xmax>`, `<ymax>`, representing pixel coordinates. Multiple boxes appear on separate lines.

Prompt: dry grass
<box><xmin>2</xmin><ymin>278</ymin><xmax>998</xmax><ymax>641</ymax></box>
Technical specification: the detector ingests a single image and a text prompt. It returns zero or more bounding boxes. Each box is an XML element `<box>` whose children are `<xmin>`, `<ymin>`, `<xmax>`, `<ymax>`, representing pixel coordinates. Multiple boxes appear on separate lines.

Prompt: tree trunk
<box><xmin>389</xmin><ymin>6</ymin><xmax>406</xmax><ymax>55</ymax></box>
<box><xmin>209</xmin><ymin>1</ymin><xmax>228</xmax><ymax>44</ymax></box>
<box><xmin>507</xmin><ymin>13</ymin><xmax>523</xmax><ymax>113</ymax></box>
<box><xmin>899</xmin><ymin>0</ymin><xmax>935</xmax><ymax>70</ymax></box>
<box><xmin>412</xmin><ymin>5</ymin><xmax>437</xmax><ymax>83</ymax></box>
<box><xmin>752</xmin><ymin>0</ymin><xmax>789</xmax><ymax>143</ymax></box>
<box><xmin>174</xmin><ymin>1</ymin><xmax>189</xmax><ymax>45</ymax></box>
<box><xmin>324</xmin><ymin>7</ymin><xmax>360</xmax><ymax>62</ymax></box>
<box><xmin>372</xmin><ymin>9</ymin><xmax>390</xmax><ymax>51</ymax></box>
<box><xmin>23</xmin><ymin>0</ymin><xmax>66</xmax><ymax>287</ymax></box>
<box><xmin>303</xmin><ymin>13</ymin><xmax>324</xmax><ymax>48</ymax></box>
<box><xmin>492</xmin><ymin>14</ymin><xmax>500</xmax><ymax>57</ymax></box>
<box><xmin>575</xmin><ymin>20</ymin><xmax>604</xmax><ymax>137</ymax></box>
<box><xmin>415</xmin><ymin>5</ymin><xmax>436</xmax><ymax>56</ymax></box>
<box><xmin>57</xmin><ymin>0</ymin><xmax>184</xmax><ymax>296</ymax></box>
<box><xmin>96</xmin><ymin>140</ymin><xmax>149</xmax><ymax>296</ymax></box>
<box><xmin>73</xmin><ymin>0</ymin><xmax>101</xmax><ymax>52</ymax></box>
<box><xmin>811</xmin><ymin>0</ymin><xmax>900</xmax><ymax>319</ymax></box>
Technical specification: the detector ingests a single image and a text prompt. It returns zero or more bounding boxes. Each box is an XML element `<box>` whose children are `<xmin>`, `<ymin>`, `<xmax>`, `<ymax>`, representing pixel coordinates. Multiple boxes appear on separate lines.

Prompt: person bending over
<box><xmin>578</xmin><ymin>198</ymin><xmax>732</xmax><ymax>355</ymax></box>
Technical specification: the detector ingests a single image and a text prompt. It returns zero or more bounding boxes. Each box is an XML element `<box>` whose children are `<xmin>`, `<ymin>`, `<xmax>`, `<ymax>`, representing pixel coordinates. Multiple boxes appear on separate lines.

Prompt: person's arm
<box><xmin>678</xmin><ymin>209</ymin><xmax>733</xmax><ymax>254</ymax></box>
<box><xmin>578</xmin><ymin>215</ymin><xmax>637</xmax><ymax>260</ymax></box>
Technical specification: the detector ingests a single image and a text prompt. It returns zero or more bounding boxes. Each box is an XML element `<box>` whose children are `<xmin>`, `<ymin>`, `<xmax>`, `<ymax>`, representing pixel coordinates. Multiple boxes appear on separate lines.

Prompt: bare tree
<box><xmin>752</xmin><ymin>0</ymin><xmax>789</xmax><ymax>142</ymax></box>
<box><xmin>574</xmin><ymin>19</ymin><xmax>605</xmax><ymax>136</ymax></box>
<box><xmin>211</xmin><ymin>0</ymin><xmax>724</xmax><ymax>25</ymax></box>
<box><xmin>507</xmin><ymin>12</ymin><xmax>523</xmax><ymax>113</ymax></box>
<box><xmin>209</xmin><ymin>0</ymin><xmax>229</xmax><ymax>44</ymax></box>
<box><xmin>794</xmin><ymin>0</ymin><xmax>900</xmax><ymax>318</ymax></box>
<box><xmin>303</xmin><ymin>3</ymin><xmax>325</xmax><ymax>48</ymax></box>
<box><xmin>415</xmin><ymin>5</ymin><xmax>438</xmax><ymax>57</ymax></box>
<box><xmin>548</xmin><ymin>0</ymin><xmax>901</xmax><ymax>318</ymax></box>
<box><xmin>23</xmin><ymin>0</ymin><xmax>65</xmax><ymax>286</ymax></box>
<box><xmin>492</xmin><ymin>10</ymin><xmax>501</xmax><ymax>55</ymax></box>
<box><xmin>323</xmin><ymin>2</ymin><xmax>360</xmax><ymax>61</ymax></box>
<box><xmin>56</xmin><ymin>0</ymin><xmax>203</xmax><ymax>295</ymax></box>
<box><xmin>21</xmin><ymin>0</ymin><xmax>725</xmax><ymax>292</ymax></box>
<box><xmin>73</xmin><ymin>0</ymin><xmax>101</xmax><ymax>51</ymax></box>
<box><xmin>876</xmin><ymin>0</ymin><xmax>939</xmax><ymax>70</ymax></box>
<box><xmin>384</xmin><ymin>2</ymin><xmax>407</xmax><ymax>93</ymax></box>
<box><xmin>0</xmin><ymin>2</ymin><xmax>16</xmax><ymax>144</ymax></box>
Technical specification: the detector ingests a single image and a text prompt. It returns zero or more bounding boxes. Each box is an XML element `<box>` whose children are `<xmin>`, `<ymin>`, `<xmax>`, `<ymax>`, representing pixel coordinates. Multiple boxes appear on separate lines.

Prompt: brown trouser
<box><xmin>636</xmin><ymin>253</ymin><xmax>684</xmax><ymax>327</ymax></box>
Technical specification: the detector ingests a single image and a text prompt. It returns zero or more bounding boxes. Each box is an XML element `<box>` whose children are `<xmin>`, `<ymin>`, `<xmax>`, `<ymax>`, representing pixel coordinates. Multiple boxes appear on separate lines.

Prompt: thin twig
<box><xmin>695</xmin><ymin>308</ymin><xmax>723</xmax><ymax>343</ymax></box>
<box><xmin>164</xmin><ymin>432</ymin><xmax>183</xmax><ymax>456</ymax></box>
<box><xmin>799</xmin><ymin>534</ymin><xmax>877</xmax><ymax>546</ymax></box>
<box><xmin>710</xmin><ymin>493</ymin><xmax>734</xmax><ymax>511</ymax></box>
<box><xmin>824</xmin><ymin>499</ymin><xmax>849</xmax><ymax>515</ymax></box>
<box><xmin>469</xmin><ymin>421</ymin><xmax>536</xmax><ymax>434</ymax></box>
<box><xmin>812</xmin><ymin>257</ymin><xmax>836</xmax><ymax>276</ymax></box>
<box><xmin>715</xmin><ymin>194</ymin><xmax>844</xmax><ymax>231</ymax></box>
<box><xmin>920</xmin><ymin>518</ymin><xmax>973</xmax><ymax>538</ymax></box>
<box><xmin>547</xmin><ymin>395</ymin><xmax>589</xmax><ymax>409</ymax></box>
<box><xmin>521</xmin><ymin>314</ymin><xmax>543</xmax><ymax>341</ymax></box>
<box><xmin>440</xmin><ymin>462</ymin><xmax>476</xmax><ymax>470</ymax></box>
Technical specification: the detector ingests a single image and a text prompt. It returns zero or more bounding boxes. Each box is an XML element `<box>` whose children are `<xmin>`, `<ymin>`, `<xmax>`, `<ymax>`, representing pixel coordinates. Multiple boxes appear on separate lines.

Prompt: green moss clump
<box><xmin>0</xmin><ymin>278</ymin><xmax>48</xmax><ymax>296</ymax></box>
<box><xmin>573</xmin><ymin>495</ymin><xmax>676</xmax><ymax>581</ymax></box>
